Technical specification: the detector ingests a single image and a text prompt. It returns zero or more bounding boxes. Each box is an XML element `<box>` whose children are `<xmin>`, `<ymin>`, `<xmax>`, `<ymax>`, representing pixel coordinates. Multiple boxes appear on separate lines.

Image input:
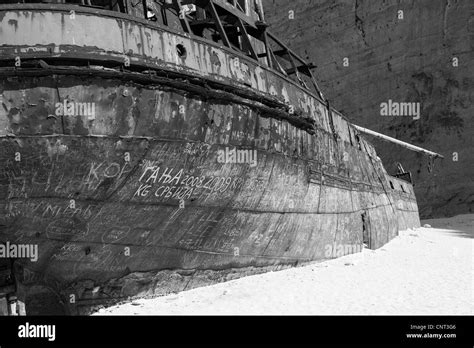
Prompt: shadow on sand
<box><xmin>421</xmin><ymin>214</ymin><xmax>474</xmax><ymax>239</ymax></box>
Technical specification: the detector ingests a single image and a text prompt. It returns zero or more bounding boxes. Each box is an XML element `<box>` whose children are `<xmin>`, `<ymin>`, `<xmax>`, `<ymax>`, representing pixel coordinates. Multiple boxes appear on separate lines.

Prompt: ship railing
<box><xmin>143</xmin><ymin>0</ymin><xmax>326</xmax><ymax>99</ymax></box>
<box><xmin>265</xmin><ymin>31</ymin><xmax>324</xmax><ymax>100</ymax></box>
<box><xmin>182</xmin><ymin>1</ymin><xmax>324</xmax><ymax>99</ymax></box>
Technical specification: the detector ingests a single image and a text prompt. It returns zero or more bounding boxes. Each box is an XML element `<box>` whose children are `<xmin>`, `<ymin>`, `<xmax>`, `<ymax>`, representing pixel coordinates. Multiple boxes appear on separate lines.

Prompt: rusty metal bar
<box><xmin>207</xmin><ymin>0</ymin><xmax>231</xmax><ymax>48</ymax></box>
<box><xmin>160</xmin><ymin>4</ymin><xmax>168</xmax><ymax>25</ymax></box>
<box><xmin>262</xmin><ymin>31</ymin><xmax>272</xmax><ymax>69</ymax></box>
<box><xmin>285</xmin><ymin>51</ymin><xmax>305</xmax><ymax>86</ymax></box>
<box><xmin>141</xmin><ymin>0</ymin><xmax>147</xmax><ymax>19</ymax></box>
<box><xmin>176</xmin><ymin>0</ymin><xmax>192</xmax><ymax>33</ymax></box>
<box><xmin>271</xmin><ymin>51</ymin><xmax>287</xmax><ymax>76</ymax></box>
<box><xmin>326</xmin><ymin>99</ymin><xmax>338</xmax><ymax>141</ymax></box>
<box><xmin>306</xmin><ymin>66</ymin><xmax>324</xmax><ymax>100</ymax></box>
<box><xmin>236</xmin><ymin>17</ymin><xmax>257</xmax><ymax>59</ymax></box>
<box><xmin>353</xmin><ymin>125</ymin><xmax>444</xmax><ymax>158</ymax></box>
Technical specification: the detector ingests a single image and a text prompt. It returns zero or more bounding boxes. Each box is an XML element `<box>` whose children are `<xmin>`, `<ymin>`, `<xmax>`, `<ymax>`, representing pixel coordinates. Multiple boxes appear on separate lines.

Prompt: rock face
<box><xmin>263</xmin><ymin>0</ymin><xmax>474</xmax><ymax>218</ymax></box>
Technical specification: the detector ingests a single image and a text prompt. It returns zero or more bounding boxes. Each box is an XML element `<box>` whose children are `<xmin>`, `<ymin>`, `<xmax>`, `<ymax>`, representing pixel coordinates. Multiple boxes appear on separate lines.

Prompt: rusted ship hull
<box><xmin>0</xmin><ymin>4</ymin><xmax>420</xmax><ymax>314</ymax></box>
<box><xmin>1</xmin><ymin>73</ymin><xmax>419</xmax><ymax>314</ymax></box>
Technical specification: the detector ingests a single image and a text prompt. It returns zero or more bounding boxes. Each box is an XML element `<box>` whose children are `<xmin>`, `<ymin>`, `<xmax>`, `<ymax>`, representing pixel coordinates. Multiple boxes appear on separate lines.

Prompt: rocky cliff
<box><xmin>263</xmin><ymin>0</ymin><xmax>474</xmax><ymax>218</ymax></box>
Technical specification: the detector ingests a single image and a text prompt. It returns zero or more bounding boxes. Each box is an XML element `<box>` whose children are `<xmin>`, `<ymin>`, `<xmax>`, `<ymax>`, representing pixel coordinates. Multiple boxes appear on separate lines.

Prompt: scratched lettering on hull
<box><xmin>46</xmin><ymin>218</ymin><xmax>89</xmax><ymax>239</ymax></box>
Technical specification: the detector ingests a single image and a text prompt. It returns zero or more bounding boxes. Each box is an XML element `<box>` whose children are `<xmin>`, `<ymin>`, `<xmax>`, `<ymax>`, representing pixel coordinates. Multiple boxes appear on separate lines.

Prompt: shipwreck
<box><xmin>0</xmin><ymin>0</ymin><xmax>442</xmax><ymax>314</ymax></box>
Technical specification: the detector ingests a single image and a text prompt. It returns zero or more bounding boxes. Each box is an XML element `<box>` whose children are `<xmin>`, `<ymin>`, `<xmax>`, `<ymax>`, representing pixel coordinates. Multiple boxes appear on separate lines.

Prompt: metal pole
<box><xmin>353</xmin><ymin>125</ymin><xmax>444</xmax><ymax>159</ymax></box>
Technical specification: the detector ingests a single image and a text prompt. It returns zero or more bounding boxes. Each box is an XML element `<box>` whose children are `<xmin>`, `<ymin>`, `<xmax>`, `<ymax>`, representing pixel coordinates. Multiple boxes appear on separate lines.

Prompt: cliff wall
<box><xmin>263</xmin><ymin>0</ymin><xmax>474</xmax><ymax>218</ymax></box>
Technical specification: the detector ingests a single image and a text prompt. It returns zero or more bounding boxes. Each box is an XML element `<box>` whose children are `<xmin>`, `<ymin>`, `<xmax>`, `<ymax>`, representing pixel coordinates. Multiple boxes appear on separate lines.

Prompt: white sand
<box><xmin>95</xmin><ymin>214</ymin><xmax>473</xmax><ymax>315</ymax></box>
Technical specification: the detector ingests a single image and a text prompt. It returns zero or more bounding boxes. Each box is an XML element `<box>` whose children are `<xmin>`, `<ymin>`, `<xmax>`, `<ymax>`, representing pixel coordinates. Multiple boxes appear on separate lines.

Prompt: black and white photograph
<box><xmin>0</xmin><ymin>0</ymin><xmax>472</xmax><ymax>345</ymax></box>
